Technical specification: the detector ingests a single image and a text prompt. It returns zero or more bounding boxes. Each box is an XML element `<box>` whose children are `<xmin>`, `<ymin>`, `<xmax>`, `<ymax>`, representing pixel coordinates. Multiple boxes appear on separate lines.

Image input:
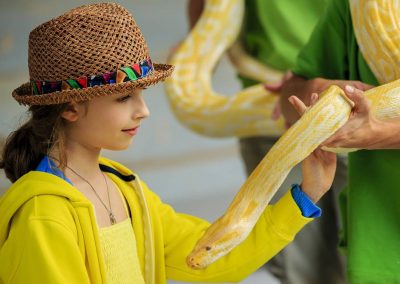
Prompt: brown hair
<box><xmin>0</xmin><ymin>104</ymin><xmax>69</xmax><ymax>182</ymax></box>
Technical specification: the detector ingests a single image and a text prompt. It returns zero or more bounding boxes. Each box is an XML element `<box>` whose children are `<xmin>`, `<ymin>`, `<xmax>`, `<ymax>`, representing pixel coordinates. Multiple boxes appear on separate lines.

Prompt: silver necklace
<box><xmin>65</xmin><ymin>164</ymin><xmax>117</xmax><ymax>225</ymax></box>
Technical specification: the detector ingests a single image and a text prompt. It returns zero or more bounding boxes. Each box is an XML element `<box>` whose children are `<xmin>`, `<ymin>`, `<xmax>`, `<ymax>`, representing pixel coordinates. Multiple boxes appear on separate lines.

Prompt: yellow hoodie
<box><xmin>0</xmin><ymin>157</ymin><xmax>312</xmax><ymax>283</ymax></box>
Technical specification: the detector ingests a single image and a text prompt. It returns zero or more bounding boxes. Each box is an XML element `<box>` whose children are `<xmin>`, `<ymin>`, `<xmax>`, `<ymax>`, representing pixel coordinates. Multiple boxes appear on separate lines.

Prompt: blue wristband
<box><xmin>291</xmin><ymin>184</ymin><xmax>322</xmax><ymax>218</ymax></box>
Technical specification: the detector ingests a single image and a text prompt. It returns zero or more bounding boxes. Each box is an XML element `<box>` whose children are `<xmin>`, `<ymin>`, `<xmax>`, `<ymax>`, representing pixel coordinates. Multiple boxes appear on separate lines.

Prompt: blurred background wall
<box><xmin>0</xmin><ymin>1</ymin><xmax>278</xmax><ymax>283</ymax></box>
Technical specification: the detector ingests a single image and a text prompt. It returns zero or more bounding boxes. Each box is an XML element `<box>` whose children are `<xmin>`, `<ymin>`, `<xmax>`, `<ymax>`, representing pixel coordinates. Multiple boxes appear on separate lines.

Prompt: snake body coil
<box><xmin>164</xmin><ymin>0</ymin><xmax>400</xmax><ymax>268</ymax></box>
<box><xmin>164</xmin><ymin>0</ymin><xmax>285</xmax><ymax>138</ymax></box>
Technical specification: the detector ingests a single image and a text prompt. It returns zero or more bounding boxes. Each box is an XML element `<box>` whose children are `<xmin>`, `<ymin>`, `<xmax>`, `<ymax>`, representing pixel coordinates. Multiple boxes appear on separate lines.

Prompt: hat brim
<box><xmin>12</xmin><ymin>63</ymin><xmax>174</xmax><ymax>106</ymax></box>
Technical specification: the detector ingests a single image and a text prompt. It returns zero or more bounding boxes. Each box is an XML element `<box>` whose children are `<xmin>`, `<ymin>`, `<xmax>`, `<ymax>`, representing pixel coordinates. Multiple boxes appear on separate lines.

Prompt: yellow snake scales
<box><xmin>164</xmin><ymin>0</ymin><xmax>400</xmax><ymax>269</ymax></box>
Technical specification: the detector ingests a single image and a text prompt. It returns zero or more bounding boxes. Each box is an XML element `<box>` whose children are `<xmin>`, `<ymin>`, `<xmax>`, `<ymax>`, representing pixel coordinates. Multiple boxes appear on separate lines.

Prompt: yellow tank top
<box><xmin>98</xmin><ymin>174</ymin><xmax>145</xmax><ymax>284</ymax></box>
<box><xmin>98</xmin><ymin>218</ymin><xmax>145</xmax><ymax>284</ymax></box>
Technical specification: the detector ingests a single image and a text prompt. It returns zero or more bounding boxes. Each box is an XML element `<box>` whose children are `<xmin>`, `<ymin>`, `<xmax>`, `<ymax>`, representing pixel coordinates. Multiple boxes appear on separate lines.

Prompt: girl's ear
<box><xmin>61</xmin><ymin>102</ymin><xmax>80</xmax><ymax>122</ymax></box>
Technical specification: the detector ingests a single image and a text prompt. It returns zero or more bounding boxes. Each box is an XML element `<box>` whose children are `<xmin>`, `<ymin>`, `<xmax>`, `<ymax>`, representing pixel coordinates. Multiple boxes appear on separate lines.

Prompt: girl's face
<box><xmin>63</xmin><ymin>89</ymin><xmax>150</xmax><ymax>152</ymax></box>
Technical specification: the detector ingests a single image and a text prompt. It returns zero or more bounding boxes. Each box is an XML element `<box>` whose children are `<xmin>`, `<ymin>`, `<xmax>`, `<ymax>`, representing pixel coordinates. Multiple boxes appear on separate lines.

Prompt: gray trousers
<box><xmin>239</xmin><ymin>136</ymin><xmax>348</xmax><ymax>284</ymax></box>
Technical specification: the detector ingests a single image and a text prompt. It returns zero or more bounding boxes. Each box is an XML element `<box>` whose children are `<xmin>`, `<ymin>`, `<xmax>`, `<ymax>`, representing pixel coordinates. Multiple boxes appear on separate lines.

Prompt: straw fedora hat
<box><xmin>12</xmin><ymin>3</ymin><xmax>173</xmax><ymax>106</ymax></box>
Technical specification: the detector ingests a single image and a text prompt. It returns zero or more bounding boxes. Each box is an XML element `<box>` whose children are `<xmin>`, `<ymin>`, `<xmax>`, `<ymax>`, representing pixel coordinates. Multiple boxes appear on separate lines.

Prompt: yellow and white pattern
<box><xmin>350</xmin><ymin>0</ymin><xmax>400</xmax><ymax>84</ymax></box>
<box><xmin>165</xmin><ymin>0</ymin><xmax>400</xmax><ymax>268</ymax></box>
<box><xmin>164</xmin><ymin>0</ymin><xmax>285</xmax><ymax>138</ymax></box>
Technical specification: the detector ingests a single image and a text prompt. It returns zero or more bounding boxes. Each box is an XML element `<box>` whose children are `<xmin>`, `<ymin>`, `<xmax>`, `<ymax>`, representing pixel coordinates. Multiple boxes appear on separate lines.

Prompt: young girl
<box><xmin>0</xmin><ymin>3</ymin><xmax>336</xmax><ymax>283</ymax></box>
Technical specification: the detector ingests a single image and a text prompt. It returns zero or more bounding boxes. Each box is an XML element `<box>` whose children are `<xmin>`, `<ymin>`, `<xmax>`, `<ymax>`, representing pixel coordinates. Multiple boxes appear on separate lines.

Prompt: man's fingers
<box><xmin>353</xmin><ymin>81</ymin><xmax>374</xmax><ymax>91</ymax></box>
<box><xmin>310</xmin><ymin>93</ymin><xmax>319</xmax><ymax>106</ymax></box>
<box><xmin>271</xmin><ymin>100</ymin><xmax>281</xmax><ymax>120</ymax></box>
<box><xmin>344</xmin><ymin>85</ymin><xmax>369</xmax><ymax>112</ymax></box>
<box><xmin>344</xmin><ymin>85</ymin><xmax>363</xmax><ymax>99</ymax></box>
<box><xmin>322</xmin><ymin>137</ymin><xmax>335</xmax><ymax>147</ymax></box>
<box><xmin>264</xmin><ymin>81</ymin><xmax>283</xmax><ymax>92</ymax></box>
<box><xmin>264</xmin><ymin>71</ymin><xmax>293</xmax><ymax>92</ymax></box>
<box><xmin>288</xmin><ymin>96</ymin><xmax>307</xmax><ymax>116</ymax></box>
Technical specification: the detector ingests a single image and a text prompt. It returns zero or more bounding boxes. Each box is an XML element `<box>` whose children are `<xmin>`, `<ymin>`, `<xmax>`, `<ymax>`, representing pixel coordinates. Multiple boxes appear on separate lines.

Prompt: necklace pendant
<box><xmin>109</xmin><ymin>212</ymin><xmax>117</xmax><ymax>225</ymax></box>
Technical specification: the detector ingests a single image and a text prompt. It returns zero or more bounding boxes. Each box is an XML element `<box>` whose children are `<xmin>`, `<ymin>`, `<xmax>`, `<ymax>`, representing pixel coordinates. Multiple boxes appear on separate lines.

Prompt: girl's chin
<box><xmin>105</xmin><ymin>141</ymin><xmax>133</xmax><ymax>151</ymax></box>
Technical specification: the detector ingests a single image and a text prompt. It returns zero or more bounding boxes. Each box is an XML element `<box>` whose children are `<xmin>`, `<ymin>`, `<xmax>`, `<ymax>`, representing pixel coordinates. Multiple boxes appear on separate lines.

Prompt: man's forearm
<box><xmin>371</xmin><ymin>117</ymin><xmax>400</xmax><ymax>149</ymax></box>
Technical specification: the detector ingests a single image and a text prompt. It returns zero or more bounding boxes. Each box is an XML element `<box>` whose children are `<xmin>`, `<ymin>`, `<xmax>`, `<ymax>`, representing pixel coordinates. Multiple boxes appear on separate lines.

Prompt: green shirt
<box><xmin>292</xmin><ymin>0</ymin><xmax>378</xmax><ymax>85</ymax></box>
<box><xmin>293</xmin><ymin>0</ymin><xmax>400</xmax><ymax>283</ymax></box>
<box><xmin>239</xmin><ymin>0</ymin><xmax>326</xmax><ymax>87</ymax></box>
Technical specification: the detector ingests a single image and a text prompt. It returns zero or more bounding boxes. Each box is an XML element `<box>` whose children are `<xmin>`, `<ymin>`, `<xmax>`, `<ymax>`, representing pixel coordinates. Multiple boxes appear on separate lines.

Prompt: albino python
<box><xmin>164</xmin><ymin>0</ymin><xmax>400</xmax><ymax>269</ymax></box>
<box><xmin>164</xmin><ymin>0</ymin><xmax>286</xmax><ymax>137</ymax></box>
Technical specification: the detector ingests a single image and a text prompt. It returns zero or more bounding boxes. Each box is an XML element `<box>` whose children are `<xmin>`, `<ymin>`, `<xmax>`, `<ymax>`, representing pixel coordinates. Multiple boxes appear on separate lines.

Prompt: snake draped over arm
<box><xmin>164</xmin><ymin>0</ymin><xmax>400</xmax><ymax>269</ymax></box>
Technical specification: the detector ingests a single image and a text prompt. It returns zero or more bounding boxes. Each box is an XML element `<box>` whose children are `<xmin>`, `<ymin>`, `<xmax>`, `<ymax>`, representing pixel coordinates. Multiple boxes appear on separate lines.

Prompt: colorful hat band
<box><xmin>31</xmin><ymin>58</ymin><xmax>154</xmax><ymax>95</ymax></box>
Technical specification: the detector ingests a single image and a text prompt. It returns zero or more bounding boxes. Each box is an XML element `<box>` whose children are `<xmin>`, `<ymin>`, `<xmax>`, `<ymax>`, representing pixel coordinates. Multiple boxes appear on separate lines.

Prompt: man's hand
<box><xmin>322</xmin><ymin>85</ymin><xmax>380</xmax><ymax>149</ymax></box>
<box><xmin>280</xmin><ymin>75</ymin><xmax>374</xmax><ymax>126</ymax></box>
<box><xmin>264</xmin><ymin>71</ymin><xmax>293</xmax><ymax>128</ymax></box>
<box><xmin>288</xmin><ymin>84</ymin><xmax>400</xmax><ymax>150</ymax></box>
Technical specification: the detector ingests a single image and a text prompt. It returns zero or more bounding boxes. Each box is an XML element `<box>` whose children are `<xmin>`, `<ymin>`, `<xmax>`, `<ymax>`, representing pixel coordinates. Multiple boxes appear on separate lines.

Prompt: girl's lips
<box><xmin>122</xmin><ymin>127</ymin><xmax>139</xmax><ymax>136</ymax></box>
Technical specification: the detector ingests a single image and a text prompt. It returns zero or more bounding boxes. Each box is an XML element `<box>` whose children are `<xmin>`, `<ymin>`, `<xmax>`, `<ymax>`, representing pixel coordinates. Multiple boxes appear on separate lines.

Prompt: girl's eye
<box><xmin>117</xmin><ymin>95</ymin><xmax>132</xmax><ymax>102</ymax></box>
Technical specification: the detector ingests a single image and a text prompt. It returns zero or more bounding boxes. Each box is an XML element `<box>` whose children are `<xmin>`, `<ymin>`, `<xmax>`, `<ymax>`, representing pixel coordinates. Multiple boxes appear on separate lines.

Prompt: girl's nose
<box><xmin>132</xmin><ymin>92</ymin><xmax>150</xmax><ymax>120</ymax></box>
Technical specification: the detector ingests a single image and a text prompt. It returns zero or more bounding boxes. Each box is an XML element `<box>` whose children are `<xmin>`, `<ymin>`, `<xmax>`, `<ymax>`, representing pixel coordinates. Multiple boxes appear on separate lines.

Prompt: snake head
<box><xmin>186</xmin><ymin>222</ymin><xmax>248</xmax><ymax>269</ymax></box>
<box><xmin>186</xmin><ymin>245</ymin><xmax>216</xmax><ymax>269</ymax></box>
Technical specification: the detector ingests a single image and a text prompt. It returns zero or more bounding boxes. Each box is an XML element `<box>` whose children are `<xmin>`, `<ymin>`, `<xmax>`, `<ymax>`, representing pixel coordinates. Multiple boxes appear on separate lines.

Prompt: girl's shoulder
<box><xmin>1</xmin><ymin>171</ymin><xmax>89</xmax><ymax>222</ymax></box>
<box><xmin>3</xmin><ymin>171</ymin><xmax>87</xmax><ymax>202</ymax></box>
<box><xmin>12</xmin><ymin>193</ymin><xmax>78</xmax><ymax>234</ymax></box>
<box><xmin>0</xmin><ymin>171</ymin><xmax>84</xmax><ymax>245</ymax></box>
